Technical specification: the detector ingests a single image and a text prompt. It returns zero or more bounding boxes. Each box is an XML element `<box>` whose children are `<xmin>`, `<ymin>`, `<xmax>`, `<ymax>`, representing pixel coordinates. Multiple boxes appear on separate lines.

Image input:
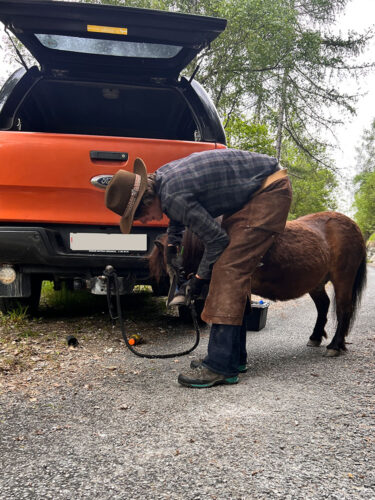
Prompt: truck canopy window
<box><xmin>35</xmin><ymin>34</ymin><xmax>182</xmax><ymax>59</ymax></box>
<box><xmin>15</xmin><ymin>80</ymin><xmax>197</xmax><ymax>141</ymax></box>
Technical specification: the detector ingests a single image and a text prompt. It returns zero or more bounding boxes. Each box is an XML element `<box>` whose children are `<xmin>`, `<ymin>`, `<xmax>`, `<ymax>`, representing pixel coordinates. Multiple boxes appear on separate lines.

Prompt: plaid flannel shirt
<box><xmin>154</xmin><ymin>149</ymin><xmax>279</xmax><ymax>279</ymax></box>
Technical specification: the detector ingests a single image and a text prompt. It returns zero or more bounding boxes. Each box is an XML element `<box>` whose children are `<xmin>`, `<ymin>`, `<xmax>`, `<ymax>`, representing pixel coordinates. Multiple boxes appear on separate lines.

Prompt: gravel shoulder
<box><xmin>0</xmin><ymin>267</ymin><xmax>374</xmax><ymax>500</ymax></box>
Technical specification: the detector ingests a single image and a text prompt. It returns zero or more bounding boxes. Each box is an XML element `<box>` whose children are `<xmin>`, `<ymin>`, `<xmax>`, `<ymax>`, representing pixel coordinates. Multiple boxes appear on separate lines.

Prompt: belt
<box><xmin>254</xmin><ymin>168</ymin><xmax>288</xmax><ymax>196</ymax></box>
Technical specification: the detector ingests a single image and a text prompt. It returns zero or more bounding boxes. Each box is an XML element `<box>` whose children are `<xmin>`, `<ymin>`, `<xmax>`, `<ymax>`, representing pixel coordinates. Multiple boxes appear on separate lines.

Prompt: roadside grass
<box><xmin>39</xmin><ymin>281</ymin><xmax>107</xmax><ymax>316</ymax></box>
<box><xmin>0</xmin><ymin>303</ymin><xmax>29</xmax><ymax>325</ymax></box>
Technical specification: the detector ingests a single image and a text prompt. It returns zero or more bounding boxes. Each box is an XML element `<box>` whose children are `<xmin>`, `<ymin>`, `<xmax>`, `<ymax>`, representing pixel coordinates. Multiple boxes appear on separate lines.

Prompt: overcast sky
<box><xmin>327</xmin><ymin>0</ymin><xmax>375</xmax><ymax>212</ymax></box>
<box><xmin>0</xmin><ymin>0</ymin><xmax>374</xmax><ymax>213</ymax></box>
<box><xmin>332</xmin><ymin>1</ymin><xmax>375</xmax><ymax>168</ymax></box>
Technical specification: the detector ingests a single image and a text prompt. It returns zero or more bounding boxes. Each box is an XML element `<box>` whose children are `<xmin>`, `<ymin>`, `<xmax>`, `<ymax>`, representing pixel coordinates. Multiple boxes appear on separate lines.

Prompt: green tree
<box><xmin>282</xmin><ymin>140</ymin><xmax>337</xmax><ymax>218</ymax></box>
<box><xmin>190</xmin><ymin>0</ymin><xmax>372</xmax><ymax>164</ymax></box>
<box><xmin>353</xmin><ymin>118</ymin><xmax>375</xmax><ymax>237</ymax></box>
<box><xmin>354</xmin><ymin>118</ymin><xmax>375</xmax><ymax>173</ymax></box>
<box><xmin>225</xmin><ymin>113</ymin><xmax>276</xmax><ymax>156</ymax></box>
<box><xmin>225</xmin><ymin>113</ymin><xmax>337</xmax><ymax>217</ymax></box>
<box><xmin>353</xmin><ymin>171</ymin><xmax>375</xmax><ymax>238</ymax></box>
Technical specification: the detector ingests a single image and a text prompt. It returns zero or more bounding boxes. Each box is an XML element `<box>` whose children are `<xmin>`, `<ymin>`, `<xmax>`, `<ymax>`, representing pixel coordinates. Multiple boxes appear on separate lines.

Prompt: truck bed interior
<box><xmin>14</xmin><ymin>79</ymin><xmax>198</xmax><ymax>140</ymax></box>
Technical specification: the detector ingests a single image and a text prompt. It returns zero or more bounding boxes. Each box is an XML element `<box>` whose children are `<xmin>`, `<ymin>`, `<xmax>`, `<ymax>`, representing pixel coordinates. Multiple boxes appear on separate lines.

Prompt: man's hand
<box><xmin>186</xmin><ymin>274</ymin><xmax>209</xmax><ymax>300</ymax></box>
<box><xmin>169</xmin><ymin>274</ymin><xmax>210</xmax><ymax>307</ymax></box>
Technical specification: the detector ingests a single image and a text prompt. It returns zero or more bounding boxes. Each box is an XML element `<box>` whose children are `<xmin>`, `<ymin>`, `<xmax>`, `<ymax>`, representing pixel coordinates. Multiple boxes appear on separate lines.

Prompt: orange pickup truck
<box><xmin>0</xmin><ymin>0</ymin><xmax>227</xmax><ymax>313</ymax></box>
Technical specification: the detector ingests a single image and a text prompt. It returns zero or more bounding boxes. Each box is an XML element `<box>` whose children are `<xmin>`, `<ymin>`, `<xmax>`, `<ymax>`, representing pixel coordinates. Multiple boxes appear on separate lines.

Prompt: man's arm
<box><xmin>167</xmin><ymin>219</ymin><xmax>185</xmax><ymax>247</ymax></box>
<box><xmin>166</xmin><ymin>194</ymin><xmax>229</xmax><ymax>280</ymax></box>
<box><xmin>196</xmin><ymin>230</ymin><xmax>229</xmax><ymax>279</ymax></box>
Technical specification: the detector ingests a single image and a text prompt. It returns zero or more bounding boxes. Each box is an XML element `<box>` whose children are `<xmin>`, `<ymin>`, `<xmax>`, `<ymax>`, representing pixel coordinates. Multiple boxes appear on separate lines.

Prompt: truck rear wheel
<box><xmin>0</xmin><ymin>277</ymin><xmax>42</xmax><ymax>316</ymax></box>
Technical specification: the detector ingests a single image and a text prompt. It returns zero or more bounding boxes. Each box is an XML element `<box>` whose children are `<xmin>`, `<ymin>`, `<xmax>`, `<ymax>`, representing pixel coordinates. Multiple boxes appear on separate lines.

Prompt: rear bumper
<box><xmin>0</xmin><ymin>225</ymin><xmax>164</xmax><ymax>281</ymax></box>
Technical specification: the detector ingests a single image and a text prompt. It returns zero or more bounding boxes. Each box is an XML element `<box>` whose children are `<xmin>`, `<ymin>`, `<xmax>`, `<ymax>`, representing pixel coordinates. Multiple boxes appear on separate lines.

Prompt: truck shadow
<box><xmin>38</xmin><ymin>289</ymin><xmax>185</xmax><ymax>326</ymax></box>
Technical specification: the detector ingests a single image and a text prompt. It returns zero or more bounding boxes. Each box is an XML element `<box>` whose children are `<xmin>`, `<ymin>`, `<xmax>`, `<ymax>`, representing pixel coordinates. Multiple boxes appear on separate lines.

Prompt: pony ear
<box><xmin>154</xmin><ymin>240</ymin><xmax>164</xmax><ymax>251</ymax></box>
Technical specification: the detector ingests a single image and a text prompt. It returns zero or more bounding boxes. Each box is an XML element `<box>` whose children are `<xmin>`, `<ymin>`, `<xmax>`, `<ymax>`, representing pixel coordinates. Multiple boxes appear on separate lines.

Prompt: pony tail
<box><xmin>351</xmin><ymin>254</ymin><xmax>367</xmax><ymax>324</ymax></box>
<box><xmin>148</xmin><ymin>235</ymin><xmax>168</xmax><ymax>283</ymax></box>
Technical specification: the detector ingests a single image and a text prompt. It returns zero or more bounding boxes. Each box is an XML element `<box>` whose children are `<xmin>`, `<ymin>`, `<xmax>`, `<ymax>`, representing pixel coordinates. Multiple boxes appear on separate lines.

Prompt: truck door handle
<box><xmin>90</xmin><ymin>151</ymin><xmax>128</xmax><ymax>161</ymax></box>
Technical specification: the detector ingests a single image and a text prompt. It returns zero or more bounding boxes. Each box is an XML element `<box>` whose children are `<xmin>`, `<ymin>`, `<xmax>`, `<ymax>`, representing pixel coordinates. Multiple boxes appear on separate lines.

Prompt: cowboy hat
<box><xmin>105</xmin><ymin>158</ymin><xmax>147</xmax><ymax>233</ymax></box>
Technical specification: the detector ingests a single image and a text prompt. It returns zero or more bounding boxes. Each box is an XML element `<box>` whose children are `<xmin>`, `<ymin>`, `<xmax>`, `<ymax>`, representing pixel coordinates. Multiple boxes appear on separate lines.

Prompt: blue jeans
<box><xmin>202</xmin><ymin>316</ymin><xmax>247</xmax><ymax>377</ymax></box>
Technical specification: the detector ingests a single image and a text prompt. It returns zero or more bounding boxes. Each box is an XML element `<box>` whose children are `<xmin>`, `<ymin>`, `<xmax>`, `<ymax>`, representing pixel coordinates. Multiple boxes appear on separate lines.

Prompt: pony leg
<box><xmin>325</xmin><ymin>245</ymin><xmax>367</xmax><ymax>357</ymax></box>
<box><xmin>307</xmin><ymin>285</ymin><xmax>330</xmax><ymax>347</ymax></box>
<box><xmin>325</xmin><ymin>287</ymin><xmax>353</xmax><ymax>357</ymax></box>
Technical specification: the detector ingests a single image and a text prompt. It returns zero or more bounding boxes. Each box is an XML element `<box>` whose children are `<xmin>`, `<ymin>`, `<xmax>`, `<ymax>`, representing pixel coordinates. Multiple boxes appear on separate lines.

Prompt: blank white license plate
<box><xmin>70</xmin><ymin>233</ymin><xmax>147</xmax><ymax>252</ymax></box>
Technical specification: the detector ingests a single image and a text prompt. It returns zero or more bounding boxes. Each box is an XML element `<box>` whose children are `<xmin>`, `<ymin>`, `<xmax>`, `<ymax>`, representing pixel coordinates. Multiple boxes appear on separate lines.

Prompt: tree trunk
<box><xmin>275</xmin><ymin>69</ymin><xmax>288</xmax><ymax>161</ymax></box>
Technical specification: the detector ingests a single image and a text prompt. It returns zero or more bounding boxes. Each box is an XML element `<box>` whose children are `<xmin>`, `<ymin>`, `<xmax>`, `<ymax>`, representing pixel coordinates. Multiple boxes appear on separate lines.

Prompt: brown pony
<box><xmin>149</xmin><ymin>212</ymin><xmax>367</xmax><ymax>357</ymax></box>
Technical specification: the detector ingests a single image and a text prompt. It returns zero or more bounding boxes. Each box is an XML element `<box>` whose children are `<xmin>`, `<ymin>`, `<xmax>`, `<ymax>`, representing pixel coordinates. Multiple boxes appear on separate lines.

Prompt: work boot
<box><xmin>190</xmin><ymin>358</ymin><xmax>248</xmax><ymax>373</ymax></box>
<box><xmin>178</xmin><ymin>365</ymin><xmax>239</xmax><ymax>388</ymax></box>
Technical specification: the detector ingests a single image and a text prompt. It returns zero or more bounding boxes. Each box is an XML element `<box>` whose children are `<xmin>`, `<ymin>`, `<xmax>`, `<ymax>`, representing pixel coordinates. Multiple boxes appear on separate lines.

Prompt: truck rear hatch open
<box><xmin>0</xmin><ymin>0</ymin><xmax>226</xmax><ymax>79</ymax></box>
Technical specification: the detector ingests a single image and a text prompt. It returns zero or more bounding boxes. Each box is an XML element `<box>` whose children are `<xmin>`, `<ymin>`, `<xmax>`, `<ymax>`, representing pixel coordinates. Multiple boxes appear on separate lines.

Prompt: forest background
<box><xmin>0</xmin><ymin>0</ymin><xmax>374</xmax><ymax>239</ymax></box>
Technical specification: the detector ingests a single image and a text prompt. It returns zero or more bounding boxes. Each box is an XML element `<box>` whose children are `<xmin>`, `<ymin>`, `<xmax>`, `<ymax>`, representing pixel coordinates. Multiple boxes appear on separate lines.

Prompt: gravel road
<box><xmin>1</xmin><ymin>266</ymin><xmax>374</xmax><ymax>500</ymax></box>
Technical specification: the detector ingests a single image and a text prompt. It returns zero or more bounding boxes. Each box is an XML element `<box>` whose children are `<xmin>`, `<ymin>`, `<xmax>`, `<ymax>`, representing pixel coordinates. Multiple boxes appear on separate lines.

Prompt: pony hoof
<box><xmin>307</xmin><ymin>339</ymin><xmax>321</xmax><ymax>347</ymax></box>
<box><xmin>325</xmin><ymin>349</ymin><xmax>340</xmax><ymax>357</ymax></box>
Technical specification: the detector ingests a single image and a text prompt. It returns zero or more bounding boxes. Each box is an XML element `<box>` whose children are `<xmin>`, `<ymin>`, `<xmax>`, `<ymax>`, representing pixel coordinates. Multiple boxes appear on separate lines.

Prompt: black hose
<box><xmin>104</xmin><ymin>266</ymin><xmax>200</xmax><ymax>359</ymax></box>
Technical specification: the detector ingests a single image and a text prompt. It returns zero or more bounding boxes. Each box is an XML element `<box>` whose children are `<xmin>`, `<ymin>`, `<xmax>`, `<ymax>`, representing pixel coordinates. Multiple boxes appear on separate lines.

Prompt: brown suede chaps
<box><xmin>201</xmin><ymin>177</ymin><xmax>292</xmax><ymax>325</ymax></box>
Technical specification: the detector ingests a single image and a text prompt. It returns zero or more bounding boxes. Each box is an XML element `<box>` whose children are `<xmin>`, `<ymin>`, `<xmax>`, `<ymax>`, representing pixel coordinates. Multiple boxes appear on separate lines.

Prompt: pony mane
<box><xmin>148</xmin><ymin>234</ymin><xmax>168</xmax><ymax>283</ymax></box>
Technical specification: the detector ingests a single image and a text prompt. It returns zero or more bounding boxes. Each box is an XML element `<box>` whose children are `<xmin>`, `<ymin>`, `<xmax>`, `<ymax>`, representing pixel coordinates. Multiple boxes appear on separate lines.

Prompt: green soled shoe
<box><xmin>178</xmin><ymin>365</ymin><xmax>239</xmax><ymax>389</ymax></box>
<box><xmin>190</xmin><ymin>358</ymin><xmax>248</xmax><ymax>373</ymax></box>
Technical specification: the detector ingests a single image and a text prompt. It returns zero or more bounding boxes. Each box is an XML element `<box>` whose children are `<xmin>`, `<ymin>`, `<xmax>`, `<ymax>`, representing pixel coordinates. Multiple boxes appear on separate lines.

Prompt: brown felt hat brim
<box><xmin>119</xmin><ymin>158</ymin><xmax>148</xmax><ymax>234</ymax></box>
